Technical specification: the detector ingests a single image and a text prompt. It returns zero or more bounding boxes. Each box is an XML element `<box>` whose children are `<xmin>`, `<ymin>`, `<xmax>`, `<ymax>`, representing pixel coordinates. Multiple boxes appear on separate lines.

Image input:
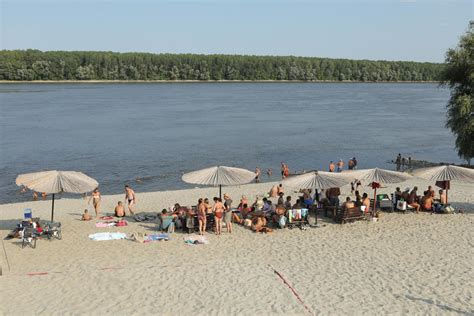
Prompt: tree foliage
<box><xmin>442</xmin><ymin>23</ymin><xmax>474</xmax><ymax>164</ymax></box>
<box><xmin>0</xmin><ymin>50</ymin><xmax>443</xmax><ymax>82</ymax></box>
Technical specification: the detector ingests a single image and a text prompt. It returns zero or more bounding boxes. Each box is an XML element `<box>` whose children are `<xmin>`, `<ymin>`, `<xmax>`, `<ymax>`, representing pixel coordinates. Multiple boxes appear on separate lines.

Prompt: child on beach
<box><xmin>82</xmin><ymin>209</ymin><xmax>92</xmax><ymax>221</ymax></box>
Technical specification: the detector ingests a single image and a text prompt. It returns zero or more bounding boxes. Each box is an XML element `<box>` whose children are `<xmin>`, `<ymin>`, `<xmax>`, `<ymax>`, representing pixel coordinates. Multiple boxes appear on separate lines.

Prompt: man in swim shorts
<box><xmin>124</xmin><ymin>185</ymin><xmax>136</xmax><ymax>215</ymax></box>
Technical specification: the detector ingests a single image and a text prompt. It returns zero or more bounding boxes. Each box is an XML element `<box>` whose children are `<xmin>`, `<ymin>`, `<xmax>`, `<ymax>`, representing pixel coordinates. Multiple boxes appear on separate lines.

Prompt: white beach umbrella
<box><xmin>343</xmin><ymin>168</ymin><xmax>413</xmax><ymax>215</ymax></box>
<box><xmin>283</xmin><ymin>170</ymin><xmax>352</xmax><ymax>190</ymax></box>
<box><xmin>182</xmin><ymin>166</ymin><xmax>256</xmax><ymax>198</ymax></box>
<box><xmin>411</xmin><ymin>165</ymin><xmax>474</xmax><ymax>203</ymax></box>
<box><xmin>16</xmin><ymin>170</ymin><xmax>99</xmax><ymax>221</ymax></box>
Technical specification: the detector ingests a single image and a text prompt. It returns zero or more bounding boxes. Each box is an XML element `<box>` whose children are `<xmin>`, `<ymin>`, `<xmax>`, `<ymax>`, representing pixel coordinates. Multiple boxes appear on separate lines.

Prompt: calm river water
<box><xmin>0</xmin><ymin>83</ymin><xmax>458</xmax><ymax>204</ymax></box>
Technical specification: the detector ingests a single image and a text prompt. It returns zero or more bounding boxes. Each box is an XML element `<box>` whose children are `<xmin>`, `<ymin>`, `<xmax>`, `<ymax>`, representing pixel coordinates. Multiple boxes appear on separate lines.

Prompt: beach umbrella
<box><xmin>182</xmin><ymin>166</ymin><xmax>256</xmax><ymax>198</ymax></box>
<box><xmin>283</xmin><ymin>170</ymin><xmax>352</xmax><ymax>190</ymax></box>
<box><xmin>16</xmin><ymin>170</ymin><xmax>99</xmax><ymax>222</ymax></box>
<box><xmin>344</xmin><ymin>168</ymin><xmax>412</xmax><ymax>215</ymax></box>
<box><xmin>411</xmin><ymin>165</ymin><xmax>474</xmax><ymax>204</ymax></box>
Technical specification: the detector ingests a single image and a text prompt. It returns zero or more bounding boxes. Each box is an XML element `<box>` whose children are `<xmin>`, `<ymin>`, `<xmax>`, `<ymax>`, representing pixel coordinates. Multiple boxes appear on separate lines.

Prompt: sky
<box><xmin>0</xmin><ymin>0</ymin><xmax>472</xmax><ymax>62</ymax></box>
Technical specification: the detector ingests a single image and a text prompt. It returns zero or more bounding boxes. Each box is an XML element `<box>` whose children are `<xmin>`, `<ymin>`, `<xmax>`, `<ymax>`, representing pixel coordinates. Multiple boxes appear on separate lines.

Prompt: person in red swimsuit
<box><xmin>212</xmin><ymin>198</ymin><xmax>225</xmax><ymax>235</ymax></box>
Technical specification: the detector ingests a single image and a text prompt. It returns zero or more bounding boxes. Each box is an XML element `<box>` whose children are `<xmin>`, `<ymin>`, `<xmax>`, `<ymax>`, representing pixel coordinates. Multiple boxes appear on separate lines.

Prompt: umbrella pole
<box><xmin>372</xmin><ymin>187</ymin><xmax>377</xmax><ymax>217</ymax></box>
<box><xmin>219</xmin><ymin>185</ymin><xmax>222</xmax><ymax>200</ymax></box>
<box><xmin>51</xmin><ymin>193</ymin><xmax>55</xmax><ymax>222</ymax></box>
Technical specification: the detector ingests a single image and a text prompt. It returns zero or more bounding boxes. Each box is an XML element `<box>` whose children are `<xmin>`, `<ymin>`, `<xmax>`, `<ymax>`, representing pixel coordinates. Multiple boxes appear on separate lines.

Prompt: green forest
<box><xmin>0</xmin><ymin>50</ymin><xmax>444</xmax><ymax>82</ymax></box>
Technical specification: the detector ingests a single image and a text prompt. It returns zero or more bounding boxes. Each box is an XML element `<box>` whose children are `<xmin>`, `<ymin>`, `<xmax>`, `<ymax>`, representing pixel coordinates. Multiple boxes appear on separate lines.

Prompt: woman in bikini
<box><xmin>89</xmin><ymin>188</ymin><xmax>101</xmax><ymax>217</ymax></box>
<box><xmin>212</xmin><ymin>198</ymin><xmax>225</xmax><ymax>235</ymax></box>
<box><xmin>124</xmin><ymin>185</ymin><xmax>136</xmax><ymax>215</ymax></box>
<box><xmin>197</xmin><ymin>198</ymin><xmax>207</xmax><ymax>235</ymax></box>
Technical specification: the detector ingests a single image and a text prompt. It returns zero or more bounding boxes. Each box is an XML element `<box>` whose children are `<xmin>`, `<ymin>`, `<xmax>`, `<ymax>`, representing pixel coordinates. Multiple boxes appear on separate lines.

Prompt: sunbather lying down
<box><xmin>251</xmin><ymin>215</ymin><xmax>272</xmax><ymax>233</ymax></box>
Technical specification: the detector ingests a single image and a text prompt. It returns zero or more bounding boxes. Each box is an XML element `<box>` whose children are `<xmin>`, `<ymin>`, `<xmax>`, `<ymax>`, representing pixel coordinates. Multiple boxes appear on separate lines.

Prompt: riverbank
<box><xmin>0</xmin><ymin>80</ymin><xmax>440</xmax><ymax>84</ymax></box>
<box><xmin>1</xmin><ymin>179</ymin><xmax>473</xmax><ymax>315</ymax></box>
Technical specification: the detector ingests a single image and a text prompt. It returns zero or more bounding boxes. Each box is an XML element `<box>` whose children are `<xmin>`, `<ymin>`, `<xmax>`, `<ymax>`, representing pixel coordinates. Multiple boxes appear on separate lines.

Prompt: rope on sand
<box><xmin>1</xmin><ymin>239</ymin><xmax>11</xmax><ymax>275</ymax></box>
<box><xmin>269</xmin><ymin>264</ymin><xmax>313</xmax><ymax>315</ymax></box>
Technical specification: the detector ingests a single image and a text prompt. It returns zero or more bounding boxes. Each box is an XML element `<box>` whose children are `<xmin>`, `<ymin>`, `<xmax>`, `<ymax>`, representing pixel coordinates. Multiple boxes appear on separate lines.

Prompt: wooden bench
<box><xmin>335</xmin><ymin>207</ymin><xmax>364</xmax><ymax>224</ymax></box>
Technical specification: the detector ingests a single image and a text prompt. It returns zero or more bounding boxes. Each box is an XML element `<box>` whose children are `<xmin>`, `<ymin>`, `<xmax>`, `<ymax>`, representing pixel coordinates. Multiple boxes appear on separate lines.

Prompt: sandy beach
<box><xmin>1</xmin><ymin>179</ymin><xmax>473</xmax><ymax>315</ymax></box>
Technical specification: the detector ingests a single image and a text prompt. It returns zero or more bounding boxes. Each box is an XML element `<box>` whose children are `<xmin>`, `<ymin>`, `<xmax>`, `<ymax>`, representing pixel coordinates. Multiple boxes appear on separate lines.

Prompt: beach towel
<box><xmin>99</xmin><ymin>216</ymin><xmax>114</xmax><ymax>220</ymax></box>
<box><xmin>95</xmin><ymin>222</ymin><xmax>116</xmax><ymax>228</ymax></box>
<box><xmin>146</xmin><ymin>233</ymin><xmax>170</xmax><ymax>242</ymax></box>
<box><xmin>88</xmin><ymin>232</ymin><xmax>127</xmax><ymax>241</ymax></box>
<box><xmin>183</xmin><ymin>234</ymin><xmax>209</xmax><ymax>245</ymax></box>
<box><xmin>133</xmin><ymin>214</ymin><xmax>158</xmax><ymax>222</ymax></box>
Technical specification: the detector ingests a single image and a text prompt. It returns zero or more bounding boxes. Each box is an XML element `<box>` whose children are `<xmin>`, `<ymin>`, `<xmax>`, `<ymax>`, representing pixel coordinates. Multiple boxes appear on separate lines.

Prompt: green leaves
<box><xmin>442</xmin><ymin>23</ymin><xmax>474</xmax><ymax>164</ymax></box>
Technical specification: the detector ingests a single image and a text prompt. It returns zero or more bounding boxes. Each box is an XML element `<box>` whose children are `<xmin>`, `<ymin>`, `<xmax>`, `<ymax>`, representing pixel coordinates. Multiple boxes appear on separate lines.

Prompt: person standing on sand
<box><xmin>255</xmin><ymin>167</ymin><xmax>261</xmax><ymax>183</ymax></box>
<box><xmin>212</xmin><ymin>198</ymin><xmax>225</xmax><ymax>235</ymax></box>
<box><xmin>223</xmin><ymin>193</ymin><xmax>233</xmax><ymax>233</ymax></box>
<box><xmin>89</xmin><ymin>188</ymin><xmax>101</xmax><ymax>217</ymax></box>
<box><xmin>197</xmin><ymin>198</ymin><xmax>207</xmax><ymax>235</ymax></box>
<box><xmin>281</xmin><ymin>162</ymin><xmax>286</xmax><ymax>179</ymax></box>
<box><xmin>329</xmin><ymin>161</ymin><xmax>335</xmax><ymax>172</ymax></box>
<box><xmin>124</xmin><ymin>185</ymin><xmax>136</xmax><ymax>215</ymax></box>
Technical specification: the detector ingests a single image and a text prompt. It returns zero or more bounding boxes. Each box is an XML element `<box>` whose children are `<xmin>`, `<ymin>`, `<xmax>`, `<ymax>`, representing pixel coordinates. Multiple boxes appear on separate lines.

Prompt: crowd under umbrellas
<box><xmin>14</xmin><ymin>163</ymin><xmax>474</xmax><ymax>235</ymax></box>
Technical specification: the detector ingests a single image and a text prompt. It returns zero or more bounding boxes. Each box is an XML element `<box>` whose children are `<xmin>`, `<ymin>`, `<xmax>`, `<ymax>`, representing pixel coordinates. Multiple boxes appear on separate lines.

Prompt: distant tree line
<box><xmin>0</xmin><ymin>50</ymin><xmax>443</xmax><ymax>82</ymax></box>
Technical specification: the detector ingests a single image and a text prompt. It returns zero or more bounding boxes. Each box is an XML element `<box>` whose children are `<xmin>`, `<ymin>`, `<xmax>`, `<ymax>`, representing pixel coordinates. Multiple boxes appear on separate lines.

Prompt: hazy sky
<box><xmin>1</xmin><ymin>0</ymin><xmax>472</xmax><ymax>62</ymax></box>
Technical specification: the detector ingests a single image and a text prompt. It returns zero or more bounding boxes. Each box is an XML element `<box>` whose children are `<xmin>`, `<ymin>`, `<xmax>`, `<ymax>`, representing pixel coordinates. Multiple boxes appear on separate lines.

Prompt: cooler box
<box><xmin>24</xmin><ymin>208</ymin><xmax>32</xmax><ymax>219</ymax></box>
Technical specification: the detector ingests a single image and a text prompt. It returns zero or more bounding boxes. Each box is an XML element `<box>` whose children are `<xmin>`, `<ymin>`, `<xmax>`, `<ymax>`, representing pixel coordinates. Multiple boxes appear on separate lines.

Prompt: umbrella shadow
<box><xmin>450</xmin><ymin>202</ymin><xmax>474</xmax><ymax>214</ymax></box>
<box><xmin>0</xmin><ymin>219</ymin><xmax>24</xmax><ymax>231</ymax></box>
<box><xmin>404</xmin><ymin>295</ymin><xmax>473</xmax><ymax>315</ymax></box>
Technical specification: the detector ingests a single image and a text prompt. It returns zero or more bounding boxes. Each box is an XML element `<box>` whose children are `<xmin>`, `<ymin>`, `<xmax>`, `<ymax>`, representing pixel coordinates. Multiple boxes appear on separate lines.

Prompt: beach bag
<box><xmin>397</xmin><ymin>201</ymin><xmax>407</xmax><ymax>211</ymax></box>
<box><xmin>278</xmin><ymin>216</ymin><xmax>286</xmax><ymax>228</ymax></box>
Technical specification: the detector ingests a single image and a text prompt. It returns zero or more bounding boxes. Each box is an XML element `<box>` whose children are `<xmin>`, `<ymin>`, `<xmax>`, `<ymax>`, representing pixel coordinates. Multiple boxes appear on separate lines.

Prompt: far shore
<box><xmin>0</xmin><ymin>79</ymin><xmax>440</xmax><ymax>84</ymax></box>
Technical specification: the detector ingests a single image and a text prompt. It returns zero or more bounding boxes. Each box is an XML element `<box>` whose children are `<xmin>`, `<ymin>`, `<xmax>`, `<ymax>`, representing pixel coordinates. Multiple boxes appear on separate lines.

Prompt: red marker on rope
<box><xmin>269</xmin><ymin>265</ymin><xmax>313</xmax><ymax>315</ymax></box>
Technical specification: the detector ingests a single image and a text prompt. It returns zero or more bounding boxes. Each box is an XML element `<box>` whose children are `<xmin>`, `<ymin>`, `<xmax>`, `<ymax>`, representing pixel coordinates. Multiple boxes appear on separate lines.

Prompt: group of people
<box><xmin>255</xmin><ymin>162</ymin><xmax>290</xmax><ymax>183</ymax></box>
<box><xmin>395</xmin><ymin>153</ymin><xmax>413</xmax><ymax>171</ymax></box>
<box><xmin>81</xmin><ymin>185</ymin><xmax>136</xmax><ymax>219</ymax></box>
<box><xmin>328</xmin><ymin>157</ymin><xmax>358</xmax><ymax>172</ymax></box>
<box><xmin>393</xmin><ymin>185</ymin><xmax>447</xmax><ymax>213</ymax></box>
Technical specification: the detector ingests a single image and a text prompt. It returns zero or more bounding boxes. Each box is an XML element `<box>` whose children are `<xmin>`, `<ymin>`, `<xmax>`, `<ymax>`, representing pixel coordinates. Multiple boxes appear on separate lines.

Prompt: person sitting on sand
<box><xmin>82</xmin><ymin>209</ymin><xmax>92</xmax><ymax>221</ymax></box>
<box><xmin>212</xmin><ymin>198</ymin><xmax>225</xmax><ymax>235</ymax></box>
<box><xmin>394</xmin><ymin>187</ymin><xmax>403</xmax><ymax>205</ymax></box>
<box><xmin>238</xmin><ymin>195</ymin><xmax>248</xmax><ymax>209</ymax></box>
<box><xmin>361</xmin><ymin>193</ymin><xmax>371</xmax><ymax>214</ymax></box>
<box><xmin>284</xmin><ymin>196</ymin><xmax>291</xmax><ymax>210</ymax></box>
<box><xmin>277</xmin><ymin>192</ymin><xmax>285</xmax><ymax>206</ymax></box>
<box><xmin>277</xmin><ymin>184</ymin><xmax>284</xmax><ymax>195</ymax></box>
<box><xmin>342</xmin><ymin>197</ymin><xmax>355</xmax><ymax>210</ymax></box>
<box><xmin>427</xmin><ymin>186</ymin><xmax>435</xmax><ymax>198</ymax></box>
<box><xmin>115</xmin><ymin>201</ymin><xmax>125</xmax><ymax>217</ymax></box>
<box><xmin>253</xmin><ymin>197</ymin><xmax>264</xmax><ymax>212</ymax></box>
<box><xmin>421</xmin><ymin>191</ymin><xmax>433</xmax><ymax>212</ymax></box>
<box><xmin>439</xmin><ymin>190</ymin><xmax>447</xmax><ymax>205</ymax></box>
<box><xmin>251</xmin><ymin>214</ymin><xmax>267</xmax><ymax>232</ymax></box>
<box><xmin>33</xmin><ymin>191</ymin><xmax>38</xmax><ymax>201</ymax></box>
<box><xmin>408</xmin><ymin>187</ymin><xmax>420</xmax><ymax>213</ymax></box>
